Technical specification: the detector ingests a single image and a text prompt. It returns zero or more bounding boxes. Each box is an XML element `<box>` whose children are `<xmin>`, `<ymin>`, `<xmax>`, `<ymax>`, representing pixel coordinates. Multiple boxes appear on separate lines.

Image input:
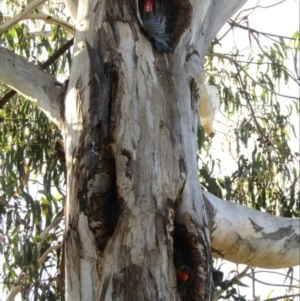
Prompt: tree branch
<box><xmin>0</xmin><ymin>89</ymin><xmax>17</xmax><ymax>109</ymax></box>
<box><xmin>263</xmin><ymin>294</ymin><xmax>300</xmax><ymax>301</ymax></box>
<box><xmin>26</xmin><ymin>12</ymin><xmax>74</xmax><ymax>35</ymax></box>
<box><xmin>38</xmin><ymin>243</ymin><xmax>63</xmax><ymax>265</ymax></box>
<box><xmin>0</xmin><ymin>38</ymin><xmax>73</xmax><ymax>110</ymax></box>
<box><xmin>246</xmin><ymin>274</ymin><xmax>299</xmax><ymax>289</ymax></box>
<box><xmin>5</xmin><ymin>272</ymin><xmax>24</xmax><ymax>301</ymax></box>
<box><xmin>0</xmin><ymin>46</ymin><xmax>66</xmax><ymax>128</ymax></box>
<box><xmin>0</xmin><ymin>0</ymin><xmax>47</xmax><ymax>34</ymax></box>
<box><xmin>197</xmin><ymin>0</ymin><xmax>248</xmax><ymax>55</ymax></box>
<box><xmin>37</xmin><ymin>208</ymin><xmax>64</xmax><ymax>258</ymax></box>
<box><xmin>204</xmin><ymin>191</ymin><xmax>300</xmax><ymax>269</ymax></box>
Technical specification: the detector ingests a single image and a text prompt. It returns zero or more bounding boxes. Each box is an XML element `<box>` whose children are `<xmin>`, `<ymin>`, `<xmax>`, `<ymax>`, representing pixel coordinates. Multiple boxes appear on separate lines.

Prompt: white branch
<box><xmin>38</xmin><ymin>209</ymin><xmax>64</xmax><ymax>258</ymax></box>
<box><xmin>5</xmin><ymin>285</ymin><xmax>21</xmax><ymax>301</ymax></box>
<box><xmin>26</xmin><ymin>12</ymin><xmax>74</xmax><ymax>35</ymax></box>
<box><xmin>64</xmin><ymin>0</ymin><xmax>79</xmax><ymax>21</ymax></box>
<box><xmin>204</xmin><ymin>191</ymin><xmax>300</xmax><ymax>269</ymax></box>
<box><xmin>0</xmin><ymin>46</ymin><xmax>64</xmax><ymax>128</ymax></box>
<box><xmin>0</xmin><ymin>0</ymin><xmax>47</xmax><ymax>34</ymax></box>
<box><xmin>5</xmin><ymin>272</ymin><xmax>23</xmax><ymax>301</ymax></box>
<box><xmin>193</xmin><ymin>0</ymin><xmax>248</xmax><ymax>55</ymax></box>
<box><xmin>38</xmin><ymin>243</ymin><xmax>63</xmax><ymax>265</ymax></box>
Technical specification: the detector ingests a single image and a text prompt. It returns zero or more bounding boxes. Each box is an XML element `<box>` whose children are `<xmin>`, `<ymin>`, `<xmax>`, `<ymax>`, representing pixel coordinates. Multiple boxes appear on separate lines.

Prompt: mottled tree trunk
<box><xmin>64</xmin><ymin>0</ymin><xmax>246</xmax><ymax>300</ymax></box>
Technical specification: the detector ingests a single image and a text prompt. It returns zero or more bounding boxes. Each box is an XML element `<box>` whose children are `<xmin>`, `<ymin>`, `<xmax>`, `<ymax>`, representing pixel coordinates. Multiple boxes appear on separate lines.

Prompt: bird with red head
<box><xmin>142</xmin><ymin>0</ymin><xmax>173</xmax><ymax>53</ymax></box>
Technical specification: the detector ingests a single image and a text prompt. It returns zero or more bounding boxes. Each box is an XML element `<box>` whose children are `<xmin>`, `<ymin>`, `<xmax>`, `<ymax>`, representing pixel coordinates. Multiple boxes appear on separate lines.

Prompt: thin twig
<box><xmin>246</xmin><ymin>275</ymin><xmax>300</xmax><ymax>289</ymax></box>
<box><xmin>252</xmin><ymin>270</ymin><xmax>300</xmax><ymax>283</ymax></box>
<box><xmin>212</xmin><ymin>266</ymin><xmax>251</xmax><ymax>301</ymax></box>
<box><xmin>234</xmin><ymin>0</ymin><xmax>288</xmax><ymax>21</ymax></box>
<box><xmin>207</xmin><ymin>52</ymin><xmax>299</xmax><ymax>100</ymax></box>
<box><xmin>229</xmin><ymin>20</ymin><xmax>297</xmax><ymax>41</ymax></box>
<box><xmin>263</xmin><ymin>293</ymin><xmax>300</xmax><ymax>301</ymax></box>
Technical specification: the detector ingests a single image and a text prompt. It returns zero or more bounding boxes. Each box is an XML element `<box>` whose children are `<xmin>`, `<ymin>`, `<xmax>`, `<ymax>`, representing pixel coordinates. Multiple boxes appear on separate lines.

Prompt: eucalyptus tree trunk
<box><xmin>64</xmin><ymin>0</ymin><xmax>246</xmax><ymax>300</ymax></box>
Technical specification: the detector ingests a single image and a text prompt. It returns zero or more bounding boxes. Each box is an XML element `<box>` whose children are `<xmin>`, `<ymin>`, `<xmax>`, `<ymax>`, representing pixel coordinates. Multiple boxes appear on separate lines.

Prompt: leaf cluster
<box><xmin>199</xmin><ymin>10</ymin><xmax>299</xmax><ymax>218</ymax></box>
<box><xmin>0</xmin><ymin>1</ymin><xmax>72</xmax><ymax>299</ymax></box>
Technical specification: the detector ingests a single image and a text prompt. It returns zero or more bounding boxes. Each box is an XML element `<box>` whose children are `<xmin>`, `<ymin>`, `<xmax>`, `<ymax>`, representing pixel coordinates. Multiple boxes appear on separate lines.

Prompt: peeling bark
<box><xmin>204</xmin><ymin>191</ymin><xmax>300</xmax><ymax>269</ymax></box>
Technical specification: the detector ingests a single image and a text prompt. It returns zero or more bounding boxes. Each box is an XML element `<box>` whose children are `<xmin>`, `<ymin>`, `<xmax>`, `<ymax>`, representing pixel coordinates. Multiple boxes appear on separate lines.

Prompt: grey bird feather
<box><xmin>142</xmin><ymin>10</ymin><xmax>172</xmax><ymax>53</ymax></box>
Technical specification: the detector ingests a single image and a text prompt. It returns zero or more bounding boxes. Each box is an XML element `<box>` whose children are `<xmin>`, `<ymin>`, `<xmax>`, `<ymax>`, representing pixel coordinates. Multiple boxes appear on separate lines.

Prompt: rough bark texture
<box><xmin>64</xmin><ymin>0</ymin><xmax>247</xmax><ymax>300</ymax></box>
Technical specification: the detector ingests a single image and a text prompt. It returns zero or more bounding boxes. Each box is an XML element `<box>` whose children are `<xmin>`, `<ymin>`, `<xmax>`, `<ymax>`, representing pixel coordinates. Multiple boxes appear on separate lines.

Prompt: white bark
<box><xmin>64</xmin><ymin>0</ymin><xmax>79</xmax><ymax>21</ymax></box>
<box><xmin>204</xmin><ymin>191</ymin><xmax>300</xmax><ymax>269</ymax></box>
<box><xmin>5</xmin><ymin>273</ymin><xmax>23</xmax><ymax>301</ymax></box>
<box><xmin>0</xmin><ymin>46</ymin><xmax>64</xmax><ymax>128</ymax></box>
<box><xmin>63</xmin><ymin>0</ymin><xmax>249</xmax><ymax>300</ymax></box>
<box><xmin>26</xmin><ymin>12</ymin><xmax>74</xmax><ymax>35</ymax></box>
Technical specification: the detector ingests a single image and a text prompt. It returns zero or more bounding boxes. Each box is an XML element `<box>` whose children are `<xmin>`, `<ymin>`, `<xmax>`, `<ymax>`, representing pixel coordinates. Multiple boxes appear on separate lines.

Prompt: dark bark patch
<box><xmin>107</xmin><ymin>66</ymin><xmax>119</xmax><ymax>142</ymax></box>
<box><xmin>262</xmin><ymin>225</ymin><xmax>294</xmax><ymax>240</ymax></box>
<box><xmin>174</xmin><ymin>224</ymin><xmax>192</xmax><ymax>276</ymax></box>
<box><xmin>168</xmin><ymin>0</ymin><xmax>193</xmax><ymax>47</ymax></box>
<box><xmin>203</xmin><ymin>193</ymin><xmax>217</xmax><ymax>236</ymax></box>
<box><xmin>179</xmin><ymin>157</ymin><xmax>187</xmax><ymax>176</ymax></box>
<box><xmin>121</xmin><ymin>149</ymin><xmax>133</xmax><ymax>179</ymax></box>
<box><xmin>211</xmin><ymin>247</ymin><xmax>224</xmax><ymax>258</ymax></box>
<box><xmin>74</xmin><ymin>38</ymin><xmax>122</xmax><ymax>252</ymax></box>
<box><xmin>283</xmin><ymin>233</ymin><xmax>300</xmax><ymax>250</ymax></box>
<box><xmin>173</xmin><ymin>211</ymin><xmax>212</xmax><ymax>301</ymax></box>
<box><xmin>54</xmin><ymin>140</ymin><xmax>66</xmax><ymax>164</ymax></box>
<box><xmin>107</xmin><ymin>0</ymin><xmax>135</xmax><ymax>21</ymax></box>
<box><xmin>90</xmin><ymin>193</ymin><xmax>113</xmax><ymax>250</ymax></box>
<box><xmin>77</xmin><ymin>176</ymin><xmax>89</xmax><ymax>213</ymax></box>
<box><xmin>173</xmin><ymin>222</ymin><xmax>210</xmax><ymax>301</ymax></box>
<box><xmin>88</xmin><ymin>155</ymin><xmax>119</xmax><ymax>251</ymax></box>
<box><xmin>248</xmin><ymin>218</ymin><xmax>264</xmax><ymax>233</ymax></box>
<box><xmin>86</xmin><ymin>39</ymin><xmax>111</xmax><ymax>142</ymax></box>
<box><xmin>190</xmin><ymin>78</ymin><xmax>200</xmax><ymax>111</ymax></box>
